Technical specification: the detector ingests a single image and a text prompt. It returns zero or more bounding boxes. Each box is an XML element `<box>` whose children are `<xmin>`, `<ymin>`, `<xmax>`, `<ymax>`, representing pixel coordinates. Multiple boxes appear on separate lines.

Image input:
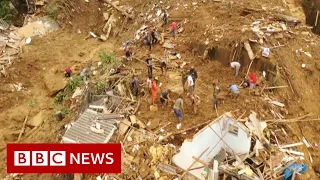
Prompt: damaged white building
<box><xmin>173</xmin><ymin>113</ymin><xmax>252</xmax><ymax>180</ymax></box>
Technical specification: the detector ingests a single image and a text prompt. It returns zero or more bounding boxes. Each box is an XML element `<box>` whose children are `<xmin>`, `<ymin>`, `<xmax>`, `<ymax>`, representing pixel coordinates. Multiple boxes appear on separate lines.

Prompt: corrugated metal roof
<box><xmin>62</xmin><ymin>109</ymin><xmax>118</xmax><ymax>143</ymax></box>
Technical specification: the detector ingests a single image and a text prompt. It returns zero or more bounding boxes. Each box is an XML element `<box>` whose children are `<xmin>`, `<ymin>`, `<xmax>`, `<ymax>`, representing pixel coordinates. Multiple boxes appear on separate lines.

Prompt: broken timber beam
<box><xmin>244</xmin><ymin>41</ymin><xmax>255</xmax><ymax>61</ymax></box>
<box><xmin>264</xmin><ymin>86</ymin><xmax>288</xmax><ymax>90</ymax></box>
<box><xmin>274</xmin><ymin>14</ymin><xmax>301</xmax><ymax>24</ymax></box>
<box><xmin>158</xmin><ymin>119</ymin><xmax>212</xmax><ymax>142</ymax></box>
<box><xmin>179</xmin><ymin>147</ymin><xmax>209</xmax><ymax>179</ymax></box>
<box><xmin>103</xmin><ymin>0</ymin><xmax>134</xmax><ymax>19</ymax></box>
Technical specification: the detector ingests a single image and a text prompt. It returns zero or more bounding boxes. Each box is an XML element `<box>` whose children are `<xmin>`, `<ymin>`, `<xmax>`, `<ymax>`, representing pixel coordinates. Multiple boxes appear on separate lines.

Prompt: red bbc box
<box><xmin>6</xmin><ymin>143</ymin><xmax>121</xmax><ymax>173</ymax></box>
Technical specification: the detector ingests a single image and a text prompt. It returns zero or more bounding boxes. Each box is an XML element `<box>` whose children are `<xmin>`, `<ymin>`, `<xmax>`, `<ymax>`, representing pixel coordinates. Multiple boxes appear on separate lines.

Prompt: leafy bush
<box><xmin>54</xmin><ymin>92</ymin><xmax>66</xmax><ymax>104</ymax></box>
<box><xmin>54</xmin><ymin>76</ymin><xmax>83</xmax><ymax>104</ymax></box>
<box><xmin>65</xmin><ymin>76</ymin><xmax>83</xmax><ymax>94</ymax></box>
<box><xmin>0</xmin><ymin>0</ymin><xmax>17</xmax><ymax>22</ymax></box>
<box><xmin>97</xmin><ymin>81</ymin><xmax>106</xmax><ymax>94</ymax></box>
<box><xmin>45</xmin><ymin>3</ymin><xmax>61</xmax><ymax>20</ymax></box>
<box><xmin>26</xmin><ymin>99</ymin><xmax>36</xmax><ymax>106</ymax></box>
<box><xmin>60</xmin><ymin>106</ymin><xmax>70</xmax><ymax>116</ymax></box>
<box><xmin>99</xmin><ymin>50</ymin><xmax>116</xmax><ymax>64</ymax></box>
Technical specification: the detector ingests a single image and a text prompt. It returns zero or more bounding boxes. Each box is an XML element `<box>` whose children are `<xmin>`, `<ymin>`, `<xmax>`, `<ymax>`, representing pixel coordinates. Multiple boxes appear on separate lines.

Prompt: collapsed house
<box><xmin>173</xmin><ymin>113</ymin><xmax>253</xmax><ymax>179</ymax></box>
<box><xmin>172</xmin><ymin>113</ymin><xmax>307</xmax><ymax>180</ymax></box>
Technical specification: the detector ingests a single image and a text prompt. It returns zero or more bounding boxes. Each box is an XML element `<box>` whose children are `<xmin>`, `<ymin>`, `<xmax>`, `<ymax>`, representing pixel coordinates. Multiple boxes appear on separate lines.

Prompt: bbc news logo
<box><xmin>7</xmin><ymin>144</ymin><xmax>121</xmax><ymax>173</ymax></box>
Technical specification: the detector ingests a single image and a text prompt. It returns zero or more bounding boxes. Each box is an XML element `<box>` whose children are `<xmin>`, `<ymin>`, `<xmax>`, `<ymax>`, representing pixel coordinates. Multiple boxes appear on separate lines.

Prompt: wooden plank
<box><xmin>119</xmin><ymin>119</ymin><xmax>131</xmax><ymax>135</ymax></box>
<box><xmin>179</xmin><ymin>147</ymin><xmax>209</xmax><ymax>179</ymax></box>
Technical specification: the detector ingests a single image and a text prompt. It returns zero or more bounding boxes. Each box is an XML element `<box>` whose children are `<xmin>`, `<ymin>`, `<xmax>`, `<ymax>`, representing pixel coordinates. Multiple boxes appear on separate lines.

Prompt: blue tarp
<box><xmin>283</xmin><ymin>163</ymin><xmax>308</xmax><ymax>180</ymax></box>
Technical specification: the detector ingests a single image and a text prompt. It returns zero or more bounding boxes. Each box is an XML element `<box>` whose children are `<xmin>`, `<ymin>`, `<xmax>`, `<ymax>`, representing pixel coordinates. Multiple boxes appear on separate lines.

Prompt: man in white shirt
<box><xmin>230</xmin><ymin>61</ymin><xmax>241</xmax><ymax>76</ymax></box>
<box><xmin>187</xmin><ymin>75</ymin><xmax>194</xmax><ymax>95</ymax></box>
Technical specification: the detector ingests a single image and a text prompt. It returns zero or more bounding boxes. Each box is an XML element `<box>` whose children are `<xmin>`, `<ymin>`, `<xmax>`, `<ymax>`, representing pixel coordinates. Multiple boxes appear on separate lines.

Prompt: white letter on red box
<box><xmin>50</xmin><ymin>151</ymin><xmax>66</xmax><ymax>166</ymax></box>
<box><xmin>14</xmin><ymin>151</ymin><xmax>30</xmax><ymax>166</ymax></box>
<box><xmin>32</xmin><ymin>151</ymin><xmax>48</xmax><ymax>166</ymax></box>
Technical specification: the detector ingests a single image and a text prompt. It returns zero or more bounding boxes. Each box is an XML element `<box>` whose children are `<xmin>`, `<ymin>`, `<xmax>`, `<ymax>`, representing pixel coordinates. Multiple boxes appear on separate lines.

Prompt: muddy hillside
<box><xmin>1</xmin><ymin>0</ymin><xmax>320</xmax><ymax>179</ymax></box>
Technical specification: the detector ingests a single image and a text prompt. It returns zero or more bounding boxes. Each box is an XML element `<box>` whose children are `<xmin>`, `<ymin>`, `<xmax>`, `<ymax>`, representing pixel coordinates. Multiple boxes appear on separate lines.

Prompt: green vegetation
<box><xmin>99</xmin><ymin>50</ymin><xmax>116</xmax><ymax>64</ymax></box>
<box><xmin>59</xmin><ymin>106</ymin><xmax>70</xmax><ymax>116</ymax></box>
<box><xmin>53</xmin><ymin>105</ymin><xmax>70</xmax><ymax>118</ymax></box>
<box><xmin>0</xmin><ymin>0</ymin><xmax>17</xmax><ymax>22</ymax></box>
<box><xmin>54</xmin><ymin>75</ymin><xmax>83</xmax><ymax>104</ymax></box>
<box><xmin>65</xmin><ymin>75</ymin><xmax>83</xmax><ymax>94</ymax></box>
<box><xmin>97</xmin><ymin>81</ymin><xmax>106</xmax><ymax>94</ymax></box>
<box><xmin>54</xmin><ymin>92</ymin><xmax>66</xmax><ymax>104</ymax></box>
<box><xmin>26</xmin><ymin>99</ymin><xmax>36</xmax><ymax>106</ymax></box>
<box><xmin>45</xmin><ymin>2</ymin><xmax>62</xmax><ymax>20</ymax></box>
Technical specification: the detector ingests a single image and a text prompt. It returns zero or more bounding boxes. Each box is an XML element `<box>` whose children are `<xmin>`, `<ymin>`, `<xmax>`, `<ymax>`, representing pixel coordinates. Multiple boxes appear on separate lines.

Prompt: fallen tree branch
<box><xmin>16</xmin><ymin>111</ymin><xmax>30</xmax><ymax>143</ymax></box>
<box><xmin>103</xmin><ymin>0</ymin><xmax>134</xmax><ymax>19</ymax></box>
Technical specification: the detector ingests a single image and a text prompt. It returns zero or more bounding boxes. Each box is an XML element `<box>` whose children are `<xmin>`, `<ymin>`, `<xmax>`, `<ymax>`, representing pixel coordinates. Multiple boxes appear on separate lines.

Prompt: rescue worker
<box><xmin>125</xmin><ymin>46</ymin><xmax>133</xmax><ymax>61</ymax></box>
<box><xmin>190</xmin><ymin>94</ymin><xmax>200</xmax><ymax>114</ymax></box>
<box><xmin>151</xmin><ymin>28</ymin><xmax>159</xmax><ymax>44</ymax></box>
<box><xmin>163</xmin><ymin>10</ymin><xmax>168</xmax><ymax>24</ymax></box>
<box><xmin>65</xmin><ymin>67</ymin><xmax>72</xmax><ymax>78</ymax></box>
<box><xmin>132</xmin><ymin>75</ymin><xmax>140</xmax><ymax>98</ymax></box>
<box><xmin>227</xmin><ymin>84</ymin><xmax>240</xmax><ymax>99</ymax></box>
<box><xmin>146</xmin><ymin>55</ymin><xmax>153</xmax><ymax>77</ymax></box>
<box><xmin>161</xmin><ymin>57</ymin><xmax>167</xmax><ymax>76</ymax></box>
<box><xmin>143</xmin><ymin>32</ymin><xmax>152</xmax><ymax>50</ymax></box>
<box><xmin>160</xmin><ymin>89</ymin><xmax>172</xmax><ymax>108</ymax></box>
<box><xmin>249</xmin><ymin>72</ymin><xmax>257</xmax><ymax>88</ymax></box>
<box><xmin>230</xmin><ymin>61</ymin><xmax>241</xmax><ymax>76</ymax></box>
<box><xmin>189</xmin><ymin>66</ymin><xmax>198</xmax><ymax>88</ymax></box>
<box><xmin>212</xmin><ymin>81</ymin><xmax>220</xmax><ymax>108</ymax></box>
<box><xmin>173</xmin><ymin>94</ymin><xmax>183</xmax><ymax>121</ymax></box>
<box><xmin>186</xmin><ymin>74</ymin><xmax>194</xmax><ymax>96</ymax></box>
<box><xmin>151</xmin><ymin>77</ymin><xmax>159</xmax><ymax>105</ymax></box>
<box><xmin>171</xmin><ymin>22</ymin><xmax>177</xmax><ymax>39</ymax></box>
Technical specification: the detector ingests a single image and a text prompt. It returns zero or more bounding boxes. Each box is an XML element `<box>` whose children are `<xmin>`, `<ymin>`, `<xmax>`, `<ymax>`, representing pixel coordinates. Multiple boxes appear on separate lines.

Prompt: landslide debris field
<box><xmin>1</xmin><ymin>0</ymin><xmax>320</xmax><ymax>179</ymax></box>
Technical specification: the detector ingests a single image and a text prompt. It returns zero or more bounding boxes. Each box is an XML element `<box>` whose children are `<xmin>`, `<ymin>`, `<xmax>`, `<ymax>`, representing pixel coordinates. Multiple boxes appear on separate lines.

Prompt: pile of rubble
<box><xmin>0</xmin><ymin>16</ymin><xmax>59</xmax><ymax>78</ymax></box>
<box><xmin>0</xmin><ymin>20</ymin><xmax>21</xmax><ymax>77</ymax></box>
<box><xmin>71</xmin><ymin>108</ymin><xmax>311</xmax><ymax>180</ymax></box>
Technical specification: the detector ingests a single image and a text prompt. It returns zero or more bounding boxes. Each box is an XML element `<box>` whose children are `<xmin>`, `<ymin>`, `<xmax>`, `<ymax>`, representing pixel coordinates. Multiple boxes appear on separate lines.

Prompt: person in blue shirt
<box><xmin>227</xmin><ymin>84</ymin><xmax>240</xmax><ymax>99</ymax></box>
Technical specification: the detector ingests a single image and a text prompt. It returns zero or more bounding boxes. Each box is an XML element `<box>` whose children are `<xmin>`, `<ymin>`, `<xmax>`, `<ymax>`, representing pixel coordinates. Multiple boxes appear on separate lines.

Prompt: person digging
<box><xmin>160</xmin><ymin>89</ymin><xmax>172</xmax><ymax>109</ymax></box>
<box><xmin>230</xmin><ymin>61</ymin><xmax>241</xmax><ymax>76</ymax></box>
<box><xmin>227</xmin><ymin>84</ymin><xmax>240</xmax><ymax>99</ymax></box>
<box><xmin>160</xmin><ymin>57</ymin><xmax>168</xmax><ymax>76</ymax></box>
<box><xmin>190</xmin><ymin>94</ymin><xmax>200</xmax><ymax>114</ymax></box>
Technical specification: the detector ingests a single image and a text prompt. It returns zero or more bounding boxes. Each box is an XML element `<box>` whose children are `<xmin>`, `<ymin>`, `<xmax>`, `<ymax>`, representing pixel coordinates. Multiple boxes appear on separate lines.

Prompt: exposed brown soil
<box><xmin>1</xmin><ymin>0</ymin><xmax>320</xmax><ymax>179</ymax></box>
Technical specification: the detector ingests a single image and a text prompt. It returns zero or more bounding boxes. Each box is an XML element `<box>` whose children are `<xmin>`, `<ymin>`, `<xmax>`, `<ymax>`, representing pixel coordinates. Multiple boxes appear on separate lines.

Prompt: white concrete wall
<box><xmin>173</xmin><ymin>118</ymin><xmax>225</xmax><ymax>179</ymax></box>
<box><xmin>222</xmin><ymin>116</ymin><xmax>251</xmax><ymax>155</ymax></box>
<box><xmin>173</xmin><ymin>115</ymin><xmax>251</xmax><ymax>180</ymax></box>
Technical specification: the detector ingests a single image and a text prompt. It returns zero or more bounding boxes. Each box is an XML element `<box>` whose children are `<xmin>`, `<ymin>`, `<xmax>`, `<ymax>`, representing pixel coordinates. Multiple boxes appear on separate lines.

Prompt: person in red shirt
<box><xmin>171</xmin><ymin>22</ymin><xmax>177</xmax><ymax>38</ymax></box>
<box><xmin>249</xmin><ymin>72</ymin><xmax>257</xmax><ymax>88</ymax></box>
<box><xmin>65</xmin><ymin>67</ymin><xmax>72</xmax><ymax>78</ymax></box>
